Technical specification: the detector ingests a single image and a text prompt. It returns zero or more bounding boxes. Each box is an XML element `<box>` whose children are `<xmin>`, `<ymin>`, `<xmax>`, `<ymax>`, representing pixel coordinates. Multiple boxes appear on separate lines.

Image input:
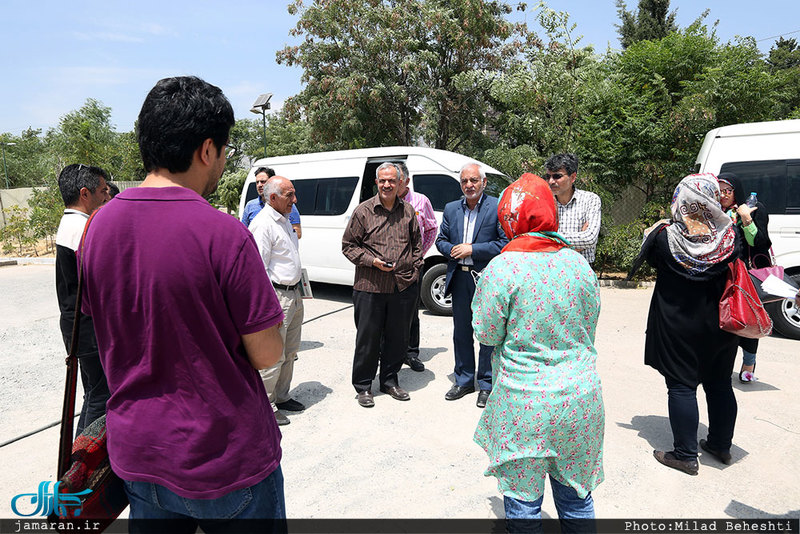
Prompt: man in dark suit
<box><xmin>436</xmin><ymin>163</ymin><xmax>508</xmax><ymax>408</ymax></box>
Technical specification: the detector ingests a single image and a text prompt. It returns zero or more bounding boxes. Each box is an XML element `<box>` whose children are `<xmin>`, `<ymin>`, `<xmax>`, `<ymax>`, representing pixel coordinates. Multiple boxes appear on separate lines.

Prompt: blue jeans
<box><xmin>504</xmin><ymin>476</ymin><xmax>595</xmax><ymax>534</ymax></box>
<box><xmin>124</xmin><ymin>466</ymin><xmax>286</xmax><ymax>534</ymax></box>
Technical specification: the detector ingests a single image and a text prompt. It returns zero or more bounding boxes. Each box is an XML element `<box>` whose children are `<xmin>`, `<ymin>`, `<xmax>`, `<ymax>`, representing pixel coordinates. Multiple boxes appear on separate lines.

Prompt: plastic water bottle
<box><xmin>746</xmin><ymin>192</ymin><xmax>758</xmax><ymax>208</ymax></box>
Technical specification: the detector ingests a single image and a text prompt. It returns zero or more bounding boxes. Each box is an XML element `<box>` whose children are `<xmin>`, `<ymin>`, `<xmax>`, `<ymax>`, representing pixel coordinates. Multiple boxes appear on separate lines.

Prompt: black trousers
<box><xmin>352</xmin><ymin>283</ymin><xmax>418</xmax><ymax>393</ymax></box>
<box><xmin>76</xmin><ymin>353</ymin><xmax>110</xmax><ymax>435</ymax></box>
<box><xmin>407</xmin><ymin>280</ymin><xmax>421</xmax><ymax>358</ymax></box>
<box><xmin>665</xmin><ymin>375</ymin><xmax>737</xmax><ymax>460</ymax></box>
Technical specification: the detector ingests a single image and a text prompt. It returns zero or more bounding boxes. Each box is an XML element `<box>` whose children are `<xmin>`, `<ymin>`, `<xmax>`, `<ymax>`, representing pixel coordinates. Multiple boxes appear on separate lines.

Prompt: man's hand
<box><xmin>581</xmin><ymin>221</ymin><xmax>589</xmax><ymax>232</ymax></box>
<box><xmin>450</xmin><ymin>243</ymin><xmax>473</xmax><ymax>259</ymax></box>
<box><xmin>242</xmin><ymin>325</ymin><xmax>283</xmax><ymax>370</ymax></box>
<box><xmin>372</xmin><ymin>258</ymin><xmax>394</xmax><ymax>271</ymax></box>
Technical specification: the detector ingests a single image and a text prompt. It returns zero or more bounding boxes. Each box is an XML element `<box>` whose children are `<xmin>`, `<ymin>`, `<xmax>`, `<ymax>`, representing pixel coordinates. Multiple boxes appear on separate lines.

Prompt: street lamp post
<box><xmin>1</xmin><ymin>142</ymin><xmax>16</xmax><ymax>189</ymax></box>
<box><xmin>250</xmin><ymin>93</ymin><xmax>273</xmax><ymax>159</ymax></box>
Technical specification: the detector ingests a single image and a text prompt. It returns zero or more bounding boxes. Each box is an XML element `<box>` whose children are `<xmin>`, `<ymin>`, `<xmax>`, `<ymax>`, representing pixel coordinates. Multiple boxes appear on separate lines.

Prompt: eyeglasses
<box><xmin>225</xmin><ymin>144</ymin><xmax>238</xmax><ymax>159</ymax></box>
<box><xmin>544</xmin><ymin>172</ymin><xmax>566</xmax><ymax>181</ymax></box>
<box><xmin>720</xmin><ymin>188</ymin><xmax>734</xmax><ymax>195</ymax></box>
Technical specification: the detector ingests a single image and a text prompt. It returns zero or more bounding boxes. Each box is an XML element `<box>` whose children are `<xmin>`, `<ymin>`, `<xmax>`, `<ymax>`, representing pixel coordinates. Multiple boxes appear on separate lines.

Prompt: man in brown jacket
<box><xmin>342</xmin><ymin>162</ymin><xmax>423</xmax><ymax>408</ymax></box>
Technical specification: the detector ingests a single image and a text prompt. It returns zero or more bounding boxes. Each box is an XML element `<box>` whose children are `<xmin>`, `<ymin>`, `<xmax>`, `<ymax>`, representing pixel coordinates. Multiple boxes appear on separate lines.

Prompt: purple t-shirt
<box><xmin>81</xmin><ymin>186</ymin><xmax>284</xmax><ymax>499</ymax></box>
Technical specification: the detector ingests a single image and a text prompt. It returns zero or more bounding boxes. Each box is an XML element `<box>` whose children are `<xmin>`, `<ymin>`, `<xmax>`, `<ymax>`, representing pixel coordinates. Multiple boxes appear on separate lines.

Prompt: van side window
<box><xmin>244</xmin><ymin>182</ymin><xmax>258</xmax><ymax>205</ymax></box>
<box><xmin>413</xmin><ymin>174</ymin><xmax>464</xmax><ymax>211</ymax></box>
<box><xmin>788</xmin><ymin>163</ymin><xmax>800</xmax><ymax>214</ymax></box>
<box><xmin>293</xmin><ymin>176</ymin><xmax>359</xmax><ymax>216</ymax></box>
<box><xmin>719</xmin><ymin>160</ymin><xmax>787</xmax><ymax>215</ymax></box>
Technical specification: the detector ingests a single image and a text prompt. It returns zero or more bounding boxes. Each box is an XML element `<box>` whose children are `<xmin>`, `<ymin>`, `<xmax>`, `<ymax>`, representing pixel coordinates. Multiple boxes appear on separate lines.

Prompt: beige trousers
<box><xmin>260</xmin><ymin>286</ymin><xmax>304</xmax><ymax>411</ymax></box>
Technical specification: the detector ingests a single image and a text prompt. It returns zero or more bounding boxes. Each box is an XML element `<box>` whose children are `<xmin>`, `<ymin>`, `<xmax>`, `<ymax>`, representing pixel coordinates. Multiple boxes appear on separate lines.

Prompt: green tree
<box><xmin>47</xmin><ymin>98</ymin><xmax>117</xmax><ymax>170</ymax></box>
<box><xmin>28</xmin><ymin>174</ymin><xmax>62</xmax><ymax>253</ymax></box>
<box><xmin>1</xmin><ymin>205</ymin><xmax>36</xmax><ymax>256</ymax></box>
<box><xmin>208</xmin><ymin>169</ymin><xmax>248</xmax><ymax>215</ymax></box>
<box><xmin>578</xmin><ymin>21</ymin><xmax>778</xmax><ymax>209</ymax></box>
<box><xmin>767</xmin><ymin>37</ymin><xmax>800</xmax><ymax>118</ymax></box>
<box><xmin>615</xmin><ymin>0</ymin><xmax>678</xmax><ymax>50</ymax></box>
<box><xmin>278</xmin><ymin>0</ymin><xmax>523</xmax><ymax>150</ymax></box>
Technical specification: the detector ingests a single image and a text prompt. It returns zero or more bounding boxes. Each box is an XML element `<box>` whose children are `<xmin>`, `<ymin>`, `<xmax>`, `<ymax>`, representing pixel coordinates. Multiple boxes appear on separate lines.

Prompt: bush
<box><xmin>594</xmin><ymin>220</ymin><xmax>646</xmax><ymax>277</ymax></box>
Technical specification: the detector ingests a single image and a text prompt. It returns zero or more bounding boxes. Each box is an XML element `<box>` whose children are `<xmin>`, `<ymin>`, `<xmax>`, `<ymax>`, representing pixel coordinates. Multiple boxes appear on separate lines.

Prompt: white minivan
<box><xmin>694</xmin><ymin>119</ymin><xmax>800</xmax><ymax>339</ymax></box>
<box><xmin>238</xmin><ymin>146</ymin><xmax>508</xmax><ymax>315</ymax></box>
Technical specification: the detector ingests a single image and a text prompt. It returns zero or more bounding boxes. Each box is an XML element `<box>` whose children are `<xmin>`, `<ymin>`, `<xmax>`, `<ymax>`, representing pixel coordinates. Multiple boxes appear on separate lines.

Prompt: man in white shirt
<box><xmin>249</xmin><ymin>176</ymin><xmax>305</xmax><ymax>426</ymax></box>
<box><xmin>545</xmin><ymin>153</ymin><xmax>602</xmax><ymax>264</ymax></box>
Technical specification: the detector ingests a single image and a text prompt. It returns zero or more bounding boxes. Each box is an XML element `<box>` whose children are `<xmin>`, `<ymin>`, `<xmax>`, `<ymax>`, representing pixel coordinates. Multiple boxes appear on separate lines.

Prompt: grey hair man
<box><xmin>435</xmin><ymin>162</ymin><xmax>508</xmax><ymax>408</ymax></box>
<box><xmin>55</xmin><ymin>163</ymin><xmax>111</xmax><ymax>435</ymax></box>
<box><xmin>395</xmin><ymin>161</ymin><xmax>437</xmax><ymax>372</ymax></box>
<box><xmin>342</xmin><ymin>162</ymin><xmax>423</xmax><ymax>407</ymax></box>
<box><xmin>249</xmin><ymin>176</ymin><xmax>305</xmax><ymax>426</ymax></box>
<box><xmin>544</xmin><ymin>153</ymin><xmax>601</xmax><ymax>263</ymax></box>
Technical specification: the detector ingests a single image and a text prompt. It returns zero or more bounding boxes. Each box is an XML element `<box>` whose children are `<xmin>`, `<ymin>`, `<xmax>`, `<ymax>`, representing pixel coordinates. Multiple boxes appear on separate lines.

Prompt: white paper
<box><xmin>299</xmin><ymin>268</ymin><xmax>314</xmax><ymax>299</ymax></box>
<box><xmin>760</xmin><ymin>274</ymin><xmax>798</xmax><ymax>299</ymax></box>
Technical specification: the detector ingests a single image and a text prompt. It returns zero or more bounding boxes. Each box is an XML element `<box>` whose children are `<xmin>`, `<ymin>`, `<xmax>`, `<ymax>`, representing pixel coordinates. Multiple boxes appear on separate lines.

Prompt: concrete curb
<box><xmin>597</xmin><ymin>278</ymin><xmax>654</xmax><ymax>288</ymax></box>
<box><xmin>0</xmin><ymin>257</ymin><xmax>55</xmax><ymax>265</ymax></box>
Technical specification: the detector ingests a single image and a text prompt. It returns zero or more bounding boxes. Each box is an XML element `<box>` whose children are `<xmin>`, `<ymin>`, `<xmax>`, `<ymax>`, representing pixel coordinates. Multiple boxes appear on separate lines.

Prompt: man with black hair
<box><xmin>79</xmin><ymin>76</ymin><xmax>287</xmax><ymax>530</ymax></box>
<box><xmin>544</xmin><ymin>153</ymin><xmax>601</xmax><ymax>264</ymax></box>
<box><xmin>55</xmin><ymin>163</ymin><xmax>110</xmax><ymax>435</ymax></box>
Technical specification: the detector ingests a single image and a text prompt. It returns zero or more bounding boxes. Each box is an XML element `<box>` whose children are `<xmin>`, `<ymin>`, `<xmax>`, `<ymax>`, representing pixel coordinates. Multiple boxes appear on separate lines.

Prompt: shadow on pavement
<box><xmin>290</xmin><ymin>381</ymin><xmax>333</xmax><ymax>410</ymax></box>
<box><xmin>724</xmin><ymin>500</ymin><xmax>800</xmax><ymax>519</ymax></box>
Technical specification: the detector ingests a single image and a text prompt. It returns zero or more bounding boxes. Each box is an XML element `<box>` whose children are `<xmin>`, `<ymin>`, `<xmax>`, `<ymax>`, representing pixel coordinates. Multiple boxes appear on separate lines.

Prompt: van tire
<box><xmin>420</xmin><ymin>263</ymin><xmax>452</xmax><ymax>316</ymax></box>
<box><xmin>765</xmin><ymin>272</ymin><xmax>800</xmax><ymax>340</ymax></box>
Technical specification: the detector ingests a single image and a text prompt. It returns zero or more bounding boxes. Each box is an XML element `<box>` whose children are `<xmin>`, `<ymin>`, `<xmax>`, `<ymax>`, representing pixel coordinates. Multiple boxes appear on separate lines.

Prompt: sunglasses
<box><xmin>544</xmin><ymin>172</ymin><xmax>566</xmax><ymax>181</ymax></box>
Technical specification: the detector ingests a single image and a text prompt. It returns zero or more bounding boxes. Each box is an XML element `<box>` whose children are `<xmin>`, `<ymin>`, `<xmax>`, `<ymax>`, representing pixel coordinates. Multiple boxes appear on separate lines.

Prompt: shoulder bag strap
<box><xmin>56</xmin><ymin>209</ymin><xmax>100</xmax><ymax>479</ymax></box>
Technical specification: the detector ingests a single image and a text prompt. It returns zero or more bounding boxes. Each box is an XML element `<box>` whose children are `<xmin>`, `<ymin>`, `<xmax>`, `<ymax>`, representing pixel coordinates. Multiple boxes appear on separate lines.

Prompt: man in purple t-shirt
<box><xmin>80</xmin><ymin>76</ymin><xmax>286</xmax><ymax>531</ymax></box>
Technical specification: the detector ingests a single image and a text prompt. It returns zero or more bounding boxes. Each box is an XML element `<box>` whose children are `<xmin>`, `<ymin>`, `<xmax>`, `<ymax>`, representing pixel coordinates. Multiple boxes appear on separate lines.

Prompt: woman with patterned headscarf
<box><xmin>471</xmin><ymin>174</ymin><xmax>604</xmax><ymax>531</ymax></box>
<box><xmin>643</xmin><ymin>173</ymin><xmax>741</xmax><ymax>475</ymax></box>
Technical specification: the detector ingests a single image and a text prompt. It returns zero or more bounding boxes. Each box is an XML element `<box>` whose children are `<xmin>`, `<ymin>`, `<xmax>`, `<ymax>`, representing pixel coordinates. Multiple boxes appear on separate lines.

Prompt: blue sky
<box><xmin>1</xmin><ymin>0</ymin><xmax>798</xmax><ymax>136</ymax></box>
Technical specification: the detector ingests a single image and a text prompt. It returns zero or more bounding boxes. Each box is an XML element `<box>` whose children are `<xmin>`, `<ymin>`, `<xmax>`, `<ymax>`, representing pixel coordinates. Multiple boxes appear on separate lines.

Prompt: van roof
<box><xmin>251</xmin><ymin>146</ymin><xmax>506</xmax><ymax>175</ymax></box>
<box><xmin>707</xmin><ymin>119</ymin><xmax>800</xmax><ymax>139</ymax></box>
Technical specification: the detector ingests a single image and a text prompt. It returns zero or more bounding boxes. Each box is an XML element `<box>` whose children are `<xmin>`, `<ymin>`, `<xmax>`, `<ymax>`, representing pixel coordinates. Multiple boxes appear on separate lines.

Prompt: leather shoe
<box><xmin>357</xmin><ymin>391</ymin><xmax>374</xmax><ymax>408</ymax></box>
<box><xmin>380</xmin><ymin>385</ymin><xmax>410</xmax><ymax>401</ymax></box>
<box><xmin>699</xmin><ymin>439</ymin><xmax>733</xmax><ymax>465</ymax></box>
<box><xmin>476</xmin><ymin>390</ymin><xmax>490</xmax><ymax>408</ymax></box>
<box><xmin>404</xmin><ymin>356</ymin><xmax>425</xmax><ymax>372</ymax></box>
<box><xmin>276</xmin><ymin>398</ymin><xmax>305</xmax><ymax>412</ymax></box>
<box><xmin>445</xmin><ymin>384</ymin><xmax>475</xmax><ymax>401</ymax></box>
<box><xmin>653</xmin><ymin>450</ymin><xmax>698</xmax><ymax>475</ymax></box>
<box><xmin>274</xmin><ymin>411</ymin><xmax>290</xmax><ymax>426</ymax></box>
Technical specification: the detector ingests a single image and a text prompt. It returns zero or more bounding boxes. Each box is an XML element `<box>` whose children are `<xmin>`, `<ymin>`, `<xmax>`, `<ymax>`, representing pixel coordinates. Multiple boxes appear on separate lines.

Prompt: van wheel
<box><xmin>765</xmin><ymin>273</ymin><xmax>800</xmax><ymax>340</ymax></box>
<box><xmin>420</xmin><ymin>263</ymin><xmax>452</xmax><ymax>316</ymax></box>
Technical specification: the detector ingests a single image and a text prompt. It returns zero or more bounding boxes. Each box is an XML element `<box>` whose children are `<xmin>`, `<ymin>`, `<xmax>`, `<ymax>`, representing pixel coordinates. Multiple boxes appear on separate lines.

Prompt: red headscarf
<box><xmin>497</xmin><ymin>173</ymin><xmax>569</xmax><ymax>253</ymax></box>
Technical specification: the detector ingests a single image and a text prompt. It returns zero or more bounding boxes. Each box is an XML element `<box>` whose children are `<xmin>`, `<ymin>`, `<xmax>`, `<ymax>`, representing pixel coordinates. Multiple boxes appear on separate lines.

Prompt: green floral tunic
<box><xmin>471</xmin><ymin>249</ymin><xmax>605</xmax><ymax>501</ymax></box>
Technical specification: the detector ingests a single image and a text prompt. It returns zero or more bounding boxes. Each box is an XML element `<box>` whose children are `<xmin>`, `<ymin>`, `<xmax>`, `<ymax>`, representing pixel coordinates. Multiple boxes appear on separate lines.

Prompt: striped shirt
<box><xmin>342</xmin><ymin>195</ymin><xmax>423</xmax><ymax>293</ymax></box>
<box><xmin>556</xmin><ymin>188</ymin><xmax>602</xmax><ymax>263</ymax></box>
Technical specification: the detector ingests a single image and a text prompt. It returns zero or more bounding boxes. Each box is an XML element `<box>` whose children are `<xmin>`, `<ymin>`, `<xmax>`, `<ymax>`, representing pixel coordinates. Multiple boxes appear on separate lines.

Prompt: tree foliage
<box><xmin>615</xmin><ymin>0</ymin><xmax>677</xmax><ymax>50</ymax></box>
<box><xmin>278</xmin><ymin>0</ymin><xmax>524</xmax><ymax>150</ymax></box>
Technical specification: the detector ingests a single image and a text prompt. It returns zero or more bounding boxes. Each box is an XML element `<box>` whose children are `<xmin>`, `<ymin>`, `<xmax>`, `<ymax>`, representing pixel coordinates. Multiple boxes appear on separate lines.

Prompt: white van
<box><xmin>239</xmin><ymin>146</ymin><xmax>508</xmax><ymax>315</ymax></box>
<box><xmin>694</xmin><ymin>119</ymin><xmax>800</xmax><ymax>339</ymax></box>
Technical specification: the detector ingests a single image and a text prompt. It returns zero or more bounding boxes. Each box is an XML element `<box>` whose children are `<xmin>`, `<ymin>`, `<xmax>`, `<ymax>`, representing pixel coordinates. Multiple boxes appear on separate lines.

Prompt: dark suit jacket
<box><xmin>435</xmin><ymin>194</ymin><xmax>508</xmax><ymax>296</ymax></box>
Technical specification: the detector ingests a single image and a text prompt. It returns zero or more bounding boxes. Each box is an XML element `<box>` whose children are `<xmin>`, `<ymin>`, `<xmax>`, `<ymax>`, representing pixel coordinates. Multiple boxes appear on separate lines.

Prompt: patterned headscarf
<box><xmin>497</xmin><ymin>173</ymin><xmax>569</xmax><ymax>253</ymax></box>
<box><xmin>665</xmin><ymin>173</ymin><xmax>736</xmax><ymax>274</ymax></box>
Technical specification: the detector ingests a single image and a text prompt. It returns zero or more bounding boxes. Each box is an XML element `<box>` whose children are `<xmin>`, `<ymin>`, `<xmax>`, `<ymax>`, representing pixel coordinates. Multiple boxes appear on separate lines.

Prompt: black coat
<box><xmin>643</xmin><ymin>229</ymin><xmax>741</xmax><ymax>387</ymax></box>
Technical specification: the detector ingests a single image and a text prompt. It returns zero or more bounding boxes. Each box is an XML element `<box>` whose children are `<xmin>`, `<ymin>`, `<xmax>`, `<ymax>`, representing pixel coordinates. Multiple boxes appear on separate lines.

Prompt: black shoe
<box><xmin>404</xmin><ymin>356</ymin><xmax>425</xmax><ymax>372</ymax></box>
<box><xmin>276</xmin><ymin>399</ymin><xmax>305</xmax><ymax>412</ymax></box>
<box><xmin>445</xmin><ymin>384</ymin><xmax>475</xmax><ymax>401</ymax></box>
<box><xmin>653</xmin><ymin>450</ymin><xmax>698</xmax><ymax>475</ymax></box>
<box><xmin>379</xmin><ymin>385</ymin><xmax>411</xmax><ymax>401</ymax></box>
<box><xmin>274</xmin><ymin>411</ymin><xmax>290</xmax><ymax>426</ymax></box>
<box><xmin>357</xmin><ymin>391</ymin><xmax>375</xmax><ymax>408</ymax></box>
<box><xmin>476</xmin><ymin>390</ymin><xmax>490</xmax><ymax>408</ymax></box>
<box><xmin>699</xmin><ymin>439</ymin><xmax>733</xmax><ymax>465</ymax></box>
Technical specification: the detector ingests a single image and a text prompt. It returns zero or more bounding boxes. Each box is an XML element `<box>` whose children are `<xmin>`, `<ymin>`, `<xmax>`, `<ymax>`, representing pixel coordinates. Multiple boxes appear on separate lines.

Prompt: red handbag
<box><xmin>719</xmin><ymin>258</ymin><xmax>772</xmax><ymax>339</ymax></box>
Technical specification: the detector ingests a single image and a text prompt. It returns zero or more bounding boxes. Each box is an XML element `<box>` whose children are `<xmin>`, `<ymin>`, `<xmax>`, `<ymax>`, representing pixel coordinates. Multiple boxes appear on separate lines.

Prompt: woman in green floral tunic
<box><xmin>471</xmin><ymin>173</ymin><xmax>605</xmax><ymax>530</ymax></box>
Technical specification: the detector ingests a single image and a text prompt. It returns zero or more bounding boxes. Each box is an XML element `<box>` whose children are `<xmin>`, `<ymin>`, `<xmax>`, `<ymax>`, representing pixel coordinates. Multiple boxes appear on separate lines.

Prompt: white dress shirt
<box><xmin>249</xmin><ymin>204</ymin><xmax>302</xmax><ymax>285</ymax></box>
